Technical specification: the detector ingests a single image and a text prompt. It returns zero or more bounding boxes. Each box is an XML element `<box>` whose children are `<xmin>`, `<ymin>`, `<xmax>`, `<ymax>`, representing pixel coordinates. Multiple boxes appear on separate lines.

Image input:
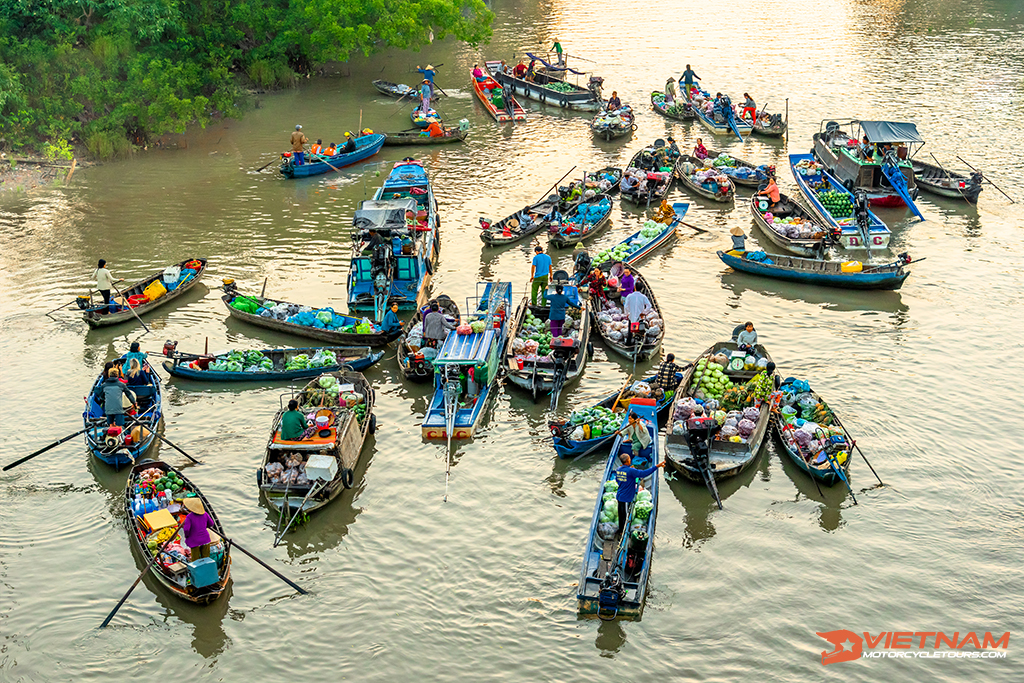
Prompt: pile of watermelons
<box><xmin>817</xmin><ymin>189</ymin><xmax>853</xmax><ymax>218</ymax></box>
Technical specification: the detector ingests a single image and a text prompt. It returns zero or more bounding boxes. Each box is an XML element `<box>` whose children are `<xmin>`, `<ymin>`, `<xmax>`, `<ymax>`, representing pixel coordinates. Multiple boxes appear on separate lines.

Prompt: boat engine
<box><xmin>163</xmin><ymin>340</ymin><xmax>178</xmax><ymax>357</ymax></box>
<box><xmin>683</xmin><ymin>416</ymin><xmax>721</xmax><ymax>469</ymax></box>
<box><xmin>573</xmin><ymin>250</ymin><xmax>592</xmax><ymax>281</ymax></box>
<box><xmin>854</xmin><ymin>190</ymin><xmax>871</xmax><ymax>234</ymax></box>
<box><xmin>598</xmin><ymin>568</ymin><xmax>626</xmax><ymax>620</ymax></box>
<box><xmin>587</xmin><ymin>76</ymin><xmax>604</xmax><ymax>97</ymax></box>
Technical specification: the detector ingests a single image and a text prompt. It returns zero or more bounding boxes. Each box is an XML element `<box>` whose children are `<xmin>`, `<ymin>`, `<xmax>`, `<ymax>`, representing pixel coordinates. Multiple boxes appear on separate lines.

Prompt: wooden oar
<box><xmin>610</xmin><ymin>375</ymin><xmax>634</xmax><ymax>412</ymax></box>
<box><xmin>829</xmin><ymin>413</ymin><xmax>883</xmax><ymax>485</ymax></box>
<box><xmin>956</xmin><ymin>156</ymin><xmax>1015</xmax><ymax>203</ymax></box>
<box><xmin>255</xmin><ymin>156</ymin><xmax>280</xmax><ymax>172</ymax></box>
<box><xmin>109</xmin><ymin>282</ymin><xmax>151</xmax><ymax>334</ymax></box>
<box><xmin>3</xmin><ymin>427</ymin><xmax>89</xmax><ymax>471</ymax></box>
<box><xmin>100</xmin><ymin>521</ymin><xmax>185</xmax><ymax>627</ymax></box>
<box><xmin>44</xmin><ymin>299</ymin><xmax>77</xmax><ymax>319</ymax></box>
<box><xmin>223</xmin><ymin>537</ymin><xmax>307</xmax><ymax>594</ymax></box>
<box><xmin>306</xmin><ymin>152</ymin><xmax>346</xmax><ymax>175</ymax></box>
<box><xmin>153</xmin><ymin>432</ymin><xmax>202</xmax><ymax>464</ymax></box>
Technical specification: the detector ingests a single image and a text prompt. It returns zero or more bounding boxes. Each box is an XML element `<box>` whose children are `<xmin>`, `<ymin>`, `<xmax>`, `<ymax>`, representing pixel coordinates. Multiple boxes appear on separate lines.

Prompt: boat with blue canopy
<box><xmin>789</xmin><ymin>153</ymin><xmax>891</xmax><ymax>251</ymax></box>
<box><xmin>279</xmin><ymin>133</ymin><xmax>385</xmax><ymax>179</ymax></box>
<box><xmin>421</xmin><ymin>282</ymin><xmax>513</xmax><ymax>441</ymax></box>
<box><xmin>347</xmin><ymin>159</ymin><xmax>439</xmax><ymax>319</ymax></box>
<box><xmin>84</xmin><ymin>355</ymin><xmax>163</xmax><ymax>468</ymax></box>
<box><xmin>577</xmin><ymin>397</ymin><xmax>660</xmax><ymax>621</ymax></box>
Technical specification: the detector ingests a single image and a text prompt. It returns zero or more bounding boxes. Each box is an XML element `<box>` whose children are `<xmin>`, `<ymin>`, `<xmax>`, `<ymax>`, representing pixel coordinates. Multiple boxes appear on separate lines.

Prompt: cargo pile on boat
<box><xmin>594</xmin><ymin>220</ymin><xmax>668</xmax><ymax>263</ymax></box>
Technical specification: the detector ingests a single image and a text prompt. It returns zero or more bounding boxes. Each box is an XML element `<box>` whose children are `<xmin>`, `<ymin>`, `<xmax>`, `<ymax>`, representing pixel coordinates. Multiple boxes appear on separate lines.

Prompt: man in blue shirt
<box><xmin>530</xmin><ymin>245</ymin><xmax>552</xmax><ymax>306</ymax></box>
<box><xmin>612</xmin><ymin>417</ymin><xmax>665</xmax><ymax>535</ymax></box>
<box><xmin>545</xmin><ymin>284</ymin><xmax>573</xmax><ymax>337</ymax></box>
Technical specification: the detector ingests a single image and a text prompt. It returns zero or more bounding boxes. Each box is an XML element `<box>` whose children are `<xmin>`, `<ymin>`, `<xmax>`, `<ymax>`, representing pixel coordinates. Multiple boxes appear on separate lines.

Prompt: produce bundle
<box><xmin>763</xmin><ymin>213</ymin><xmax>822</xmax><ymax>239</ymax></box>
<box><xmin>816</xmin><ymin>189</ymin><xmax>853</xmax><ymax>218</ymax></box>
<box><xmin>595</xmin><ymin>220</ymin><xmax>667</xmax><ymax>264</ymax></box>
<box><xmin>285</xmin><ymin>354</ymin><xmax>313</xmax><ymax>371</ymax></box>
<box><xmin>209</xmin><ymin>349</ymin><xmax>274</xmax><ymax>373</ymax></box>
<box><xmin>567</xmin><ymin>405</ymin><xmax>619</xmax><ymax>440</ymax></box>
<box><xmin>547</xmin><ymin>82</ymin><xmax>577</xmax><ymax>93</ymax></box>
<box><xmin>691</xmin><ymin>356</ymin><xmax>736</xmax><ymax>401</ymax></box>
<box><xmin>633</xmin><ymin>489</ymin><xmax>654</xmax><ymax>521</ymax></box>
<box><xmin>793</xmin><ymin>159</ymin><xmax>823</xmax><ymax>176</ymax></box>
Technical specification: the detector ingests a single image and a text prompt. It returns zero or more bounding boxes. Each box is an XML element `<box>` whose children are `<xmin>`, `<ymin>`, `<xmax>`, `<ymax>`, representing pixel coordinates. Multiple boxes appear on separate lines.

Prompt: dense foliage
<box><xmin>0</xmin><ymin>0</ymin><xmax>493</xmax><ymax>158</ymax></box>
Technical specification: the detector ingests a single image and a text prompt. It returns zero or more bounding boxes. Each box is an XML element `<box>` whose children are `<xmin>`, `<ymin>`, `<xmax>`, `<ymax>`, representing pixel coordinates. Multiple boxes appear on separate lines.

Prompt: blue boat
<box><xmin>772</xmin><ymin>383</ymin><xmax>854</xmax><ymax>486</ymax></box>
<box><xmin>684</xmin><ymin>87</ymin><xmax>751</xmax><ymax>142</ymax></box>
<box><xmin>279</xmin><ymin>133</ymin><xmax>385</xmax><ymax>179</ymax></box>
<box><xmin>549</xmin><ymin>373</ymin><xmax>681</xmax><ymax>459</ymax></box>
<box><xmin>548</xmin><ymin>193</ymin><xmax>613</xmax><ymax>248</ymax></box>
<box><xmin>789</xmin><ymin>153</ymin><xmax>891</xmax><ymax>251</ymax></box>
<box><xmin>717</xmin><ymin>250</ymin><xmax>912</xmax><ymax>290</ymax></box>
<box><xmin>411</xmin><ymin>107</ymin><xmax>440</xmax><ymax>129</ymax></box>
<box><xmin>161</xmin><ymin>346</ymin><xmax>384</xmax><ymax>382</ymax></box>
<box><xmin>422</xmin><ymin>282</ymin><xmax>513</xmax><ymax>440</ymax></box>
<box><xmin>589</xmin><ymin>202</ymin><xmax>687</xmax><ymax>271</ymax></box>
<box><xmin>83</xmin><ymin>356</ymin><xmax>163</xmax><ymax>468</ymax></box>
<box><xmin>577</xmin><ymin>397</ymin><xmax>660</xmax><ymax>620</ymax></box>
<box><xmin>347</xmin><ymin>159</ymin><xmax>440</xmax><ymax>319</ymax></box>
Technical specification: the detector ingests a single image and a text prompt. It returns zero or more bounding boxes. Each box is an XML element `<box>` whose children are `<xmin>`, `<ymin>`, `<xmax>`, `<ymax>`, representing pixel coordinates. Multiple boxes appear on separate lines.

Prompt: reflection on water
<box><xmin>594</xmin><ymin>618</ymin><xmax>628</xmax><ymax>657</ymax></box>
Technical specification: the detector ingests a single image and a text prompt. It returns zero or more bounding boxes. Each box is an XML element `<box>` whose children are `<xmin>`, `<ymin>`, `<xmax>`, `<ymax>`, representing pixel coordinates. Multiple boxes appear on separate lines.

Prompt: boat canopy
<box><xmin>382</xmin><ymin>161</ymin><xmax>429</xmax><ymax>190</ymax></box>
<box><xmin>858</xmin><ymin>121</ymin><xmax>924</xmax><ymax>144</ymax></box>
<box><xmin>434</xmin><ymin>329</ymin><xmax>496</xmax><ymax>365</ymax></box>
<box><xmin>353</xmin><ymin>198</ymin><xmax>416</xmax><ymax>231</ymax></box>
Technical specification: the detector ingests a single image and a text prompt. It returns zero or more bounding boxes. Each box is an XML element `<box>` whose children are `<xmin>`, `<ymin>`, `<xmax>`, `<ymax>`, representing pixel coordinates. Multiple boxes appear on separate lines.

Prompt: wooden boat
<box><xmin>480</xmin><ymin>195</ymin><xmax>562</xmax><ymax>246</ymax></box>
<box><xmin>397</xmin><ymin>294</ymin><xmax>461</xmax><ymax>383</ymax></box>
<box><xmin>577</xmin><ymin>397</ymin><xmax>660</xmax><ymax>621</ymax></box>
<box><xmin>591</xmin><ymin>106</ymin><xmax>636</xmax><ymax>141</ymax></box>
<box><xmin>590</xmin><ymin>203</ymin><xmax>687</xmax><ymax>270</ymax></box>
<box><xmin>83</xmin><ymin>355</ymin><xmax>163</xmax><ymax>468</ymax></box>
<box><xmin>684</xmin><ymin>88</ymin><xmax>751</xmax><ymax>141</ymax></box>
<box><xmin>372</xmin><ymin>79</ymin><xmax>438</xmax><ymax>101</ymax></box>
<box><xmin>124</xmin><ymin>460</ymin><xmax>231</xmax><ymax>604</ymax></box>
<box><xmin>221</xmin><ymin>291</ymin><xmax>401</xmax><ymax>348</ymax></box>
<box><xmin>422</xmin><ymin>282</ymin><xmax>512</xmax><ymax>440</ymax></box>
<box><xmin>82</xmin><ymin>258</ymin><xmax>207</xmax><ymax>328</ymax></box>
<box><xmin>503</xmin><ymin>281</ymin><xmax>592</xmax><ymax>407</ymax></box>
<box><xmin>472</xmin><ymin>66</ymin><xmax>527</xmax><ymax>123</ymax></box>
<box><xmin>584</xmin><ymin>166</ymin><xmax>623</xmax><ymax>195</ymax></box>
<box><xmin>718</xmin><ymin>250</ymin><xmax>912</xmax><ymax>290</ymax></box>
<box><xmin>410</xmin><ymin>107</ymin><xmax>441</xmax><ymax>129</ymax></box>
<box><xmin>673</xmin><ymin>155</ymin><xmax>736</xmax><ymax>202</ymax></box>
<box><xmin>347</xmin><ymin>159</ymin><xmax>439</xmax><ymax>317</ymax></box>
<box><xmin>772</xmin><ymin>384</ymin><xmax>853</xmax><ymax>486</ymax></box>
<box><xmin>280</xmin><ymin>134</ymin><xmax>385</xmax><ymax>178</ymax></box>
<box><xmin>257</xmin><ymin>371</ymin><xmax>376</xmax><ymax>518</ymax></box>
<box><xmin>382</xmin><ymin>129</ymin><xmax>467</xmax><ymax>146</ymax></box>
<box><xmin>699</xmin><ymin>148</ymin><xmax>766</xmax><ymax>188</ymax></box>
<box><xmin>161</xmin><ymin>346</ymin><xmax>384</xmax><ymax>381</ymax></box>
<box><xmin>620</xmin><ymin>146</ymin><xmax>674</xmax><ymax>206</ymax></box>
<box><xmin>589</xmin><ymin>262</ymin><xmax>664</xmax><ymax>362</ymax></box>
<box><xmin>487</xmin><ymin>58</ymin><xmax>604</xmax><ymax>112</ymax></box>
<box><xmin>752</xmin><ymin>111</ymin><xmax>787</xmax><ymax>138</ymax></box>
<box><xmin>748</xmin><ymin>193</ymin><xmax>827</xmax><ymax>257</ymax></box>
<box><xmin>910</xmin><ymin>159</ymin><xmax>983</xmax><ymax>202</ymax></box>
<box><xmin>549</xmin><ymin>193</ymin><xmax>613</xmax><ymax>248</ymax></box>
<box><xmin>789</xmin><ymin>153</ymin><xmax>891</xmax><ymax>251</ymax></box>
<box><xmin>549</xmin><ymin>373</ymin><xmax>680</xmax><ymax>459</ymax></box>
<box><xmin>650</xmin><ymin>90</ymin><xmax>694</xmax><ymax>121</ymax></box>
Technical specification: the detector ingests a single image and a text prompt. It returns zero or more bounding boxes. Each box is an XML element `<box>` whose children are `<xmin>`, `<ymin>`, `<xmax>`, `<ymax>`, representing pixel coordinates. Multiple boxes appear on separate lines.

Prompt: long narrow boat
<box><xmin>590</xmin><ymin>203</ymin><xmax>687</xmax><ymax>270</ymax></box>
<box><xmin>397</xmin><ymin>294</ymin><xmax>461</xmax><ymax>383</ymax></box>
<box><xmin>589</xmin><ymin>263</ymin><xmax>664</xmax><ymax>362</ymax></box>
<box><xmin>83</xmin><ymin>356</ymin><xmax>163</xmax><ymax>468</ymax></box>
<box><xmin>577</xmin><ymin>397</ymin><xmax>660</xmax><ymax>621</ymax></box>
<box><xmin>410</xmin><ymin>107</ymin><xmax>441</xmax><ymax>129</ymax></box>
<box><xmin>280</xmin><ymin>134</ymin><xmax>385</xmax><ymax>179</ymax></box>
<box><xmin>124</xmin><ymin>460</ymin><xmax>231</xmax><ymax>604</ymax></box>
<box><xmin>699</xmin><ymin>149</ymin><xmax>766</xmax><ymax>188</ymax></box>
<box><xmin>257</xmin><ymin>371</ymin><xmax>376</xmax><ymax>518</ymax></box>
<box><xmin>910</xmin><ymin>159</ymin><xmax>983</xmax><ymax>202</ymax></box>
<box><xmin>591</xmin><ymin>106</ymin><xmax>636</xmax><ymax>141</ymax></box>
<box><xmin>472</xmin><ymin>66</ymin><xmax>527</xmax><ymax>123</ymax></box>
<box><xmin>751</xmin><ymin>111</ymin><xmax>787</xmax><ymax>138</ymax></box>
<box><xmin>650</xmin><ymin>90</ymin><xmax>694</xmax><ymax>120</ymax></box>
<box><xmin>718</xmin><ymin>250</ymin><xmax>912</xmax><ymax>290</ymax></box>
<box><xmin>748</xmin><ymin>193</ymin><xmax>827</xmax><ymax>257</ymax></box>
<box><xmin>772</xmin><ymin>382</ymin><xmax>853</xmax><ymax>486</ymax></box>
<box><xmin>488</xmin><ymin>57</ymin><xmax>604</xmax><ymax>112</ymax></box>
<box><xmin>382</xmin><ymin>129</ymin><xmax>467</xmax><ymax>146</ymax></box>
<box><xmin>684</xmin><ymin>88</ymin><xmax>751</xmax><ymax>141</ymax></box>
<box><xmin>372</xmin><ymin>79</ymin><xmax>438</xmax><ymax>101</ymax></box>
<box><xmin>221</xmin><ymin>291</ymin><xmax>401</xmax><ymax>347</ymax></box>
<box><xmin>673</xmin><ymin>155</ymin><xmax>736</xmax><ymax>202</ymax></box>
<box><xmin>549</xmin><ymin>194</ymin><xmax>613</xmax><ymax>248</ymax></box>
<box><xmin>584</xmin><ymin>166</ymin><xmax>623</xmax><ymax>195</ymax></box>
<box><xmin>480</xmin><ymin>195</ymin><xmax>562</xmax><ymax>246</ymax></box>
<box><xmin>664</xmin><ymin>341</ymin><xmax>774</xmax><ymax>504</ymax></box>
<box><xmin>619</xmin><ymin>147</ymin><xmax>674</xmax><ymax>206</ymax></box>
<box><xmin>161</xmin><ymin>346</ymin><xmax>384</xmax><ymax>381</ymax></box>
<box><xmin>347</xmin><ymin>159</ymin><xmax>439</xmax><ymax>317</ymax></box>
<box><xmin>811</xmin><ymin>119</ymin><xmax>920</xmax><ymax>207</ymax></box>
<box><xmin>82</xmin><ymin>258</ymin><xmax>207</xmax><ymax>328</ymax></box>
<box><xmin>550</xmin><ymin>374</ymin><xmax>680</xmax><ymax>458</ymax></box>
<box><xmin>503</xmin><ymin>281</ymin><xmax>591</xmax><ymax>407</ymax></box>
<box><xmin>789</xmin><ymin>153</ymin><xmax>891</xmax><ymax>251</ymax></box>
<box><xmin>422</xmin><ymin>282</ymin><xmax>512</xmax><ymax>439</ymax></box>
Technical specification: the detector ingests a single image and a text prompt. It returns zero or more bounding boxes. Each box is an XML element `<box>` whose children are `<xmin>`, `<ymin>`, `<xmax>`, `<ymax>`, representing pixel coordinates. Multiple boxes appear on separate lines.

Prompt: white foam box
<box><xmin>305</xmin><ymin>454</ymin><xmax>338</xmax><ymax>482</ymax></box>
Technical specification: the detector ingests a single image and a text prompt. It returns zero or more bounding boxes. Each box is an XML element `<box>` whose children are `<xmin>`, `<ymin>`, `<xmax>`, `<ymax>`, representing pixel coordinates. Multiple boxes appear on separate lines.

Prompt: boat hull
<box><xmin>748</xmin><ymin>193</ymin><xmax>825</xmax><ymax>257</ymax></box>
<box><xmin>382</xmin><ymin>130</ymin><xmax>467</xmax><ymax>146</ymax></box>
<box><xmin>489</xmin><ymin>61</ymin><xmax>601</xmax><ymax>111</ymax></box>
<box><xmin>162</xmin><ymin>349</ymin><xmax>383</xmax><ymax>381</ymax></box>
<box><xmin>718</xmin><ymin>250</ymin><xmax>909</xmax><ymax>290</ymax></box>
<box><xmin>222</xmin><ymin>295</ymin><xmax>401</xmax><ymax>347</ymax></box>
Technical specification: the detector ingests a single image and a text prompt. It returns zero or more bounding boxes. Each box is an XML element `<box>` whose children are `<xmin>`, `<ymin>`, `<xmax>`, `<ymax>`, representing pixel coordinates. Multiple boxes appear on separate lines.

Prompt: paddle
<box><xmin>224</xmin><ymin>537</ymin><xmax>307</xmax><ymax>594</ymax></box>
<box><xmin>610</xmin><ymin>375</ymin><xmax>634</xmax><ymax>413</ymax></box>
<box><xmin>306</xmin><ymin>152</ymin><xmax>346</xmax><ymax>175</ymax></box>
<box><xmin>956</xmin><ymin>155</ymin><xmax>1015</xmax><ymax>203</ymax></box>
<box><xmin>110</xmin><ymin>282</ymin><xmax>151</xmax><ymax>334</ymax></box>
<box><xmin>3</xmin><ymin>427</ymin><xmax>90</xmax><ymax>471</ymax></box>
<box><xmin>829</xmin><ymin>413</ymin><xmax>883</xmax><ymax>485</ymax></box>
<box><xmin>821</xmin><ymin>444</ymin><xmax>857</xmax><ymax>504</ymax></box>
<box><xmin>928</xmin><ymin>153</ymin><xmax>973</xmax><ymax>205</ymax></box>
<box><xmin>100</xmin><ymin>520</ymin><xmax>185</xmax><ymax>628</ymax></box>
<box><xmin>255</xmin><ymin>157</ymin><xmax>280</xmax><ymax>172</ymax></box>
<box><xmin>44</xmin><ymin>299</ymin><xmax>77</xmax><ymax>319</ymax></box>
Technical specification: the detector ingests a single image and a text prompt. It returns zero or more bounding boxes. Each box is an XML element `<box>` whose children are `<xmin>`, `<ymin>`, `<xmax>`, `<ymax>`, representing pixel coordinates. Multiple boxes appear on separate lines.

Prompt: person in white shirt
<box><xmin>93</xmin><ymin>259</ymin><xmax>123</xmax><ymax>308</ymax></box>
<box><xmin>623</xmin><ymin>290</ymin><xmax>652</xmax><ymax>345</ymax></box>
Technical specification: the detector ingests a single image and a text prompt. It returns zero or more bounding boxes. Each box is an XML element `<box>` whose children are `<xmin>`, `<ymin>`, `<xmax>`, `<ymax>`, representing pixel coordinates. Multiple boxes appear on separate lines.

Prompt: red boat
<box><xmin>472</xmin><ymin>67</ymin><xmax>527</xmax><ymax>123</ymax></box>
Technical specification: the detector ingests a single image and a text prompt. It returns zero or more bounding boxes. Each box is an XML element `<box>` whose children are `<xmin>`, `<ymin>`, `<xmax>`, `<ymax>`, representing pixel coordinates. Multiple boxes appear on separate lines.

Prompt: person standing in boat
<box><xmin>619</xmin><ymin>267</ymin><xmax>636</xmax><ymax>298</ymax></box>
<box><xmin>530</xmin><ymin>245</ymin><xmax>552</xmax><ymax>306</ymax></box>
<box><xmin>290</xmin><ymin>125</ymin><xmax>308</xmax><ymax>165</ymax></box>
<box><xmin>552</xmin><ymin>38</ymin><xmax>564</xmax><ymax>66</ymax></box>
<box><xmin>729</xmin><ymin>226</ymin><xmax>747</xmax><ymax>254</ymax></box>
<box><xmin>546</xmin><ymin>284</ymin><xmax>575</xmax><ymax>338</ymax></box>
<box><xmin>606</xmin><ymin>91</ymin><xmax>622</xmax><ymax>111</ymax></box>
<box><xmin>747</xmin><ymin>361</ymin><xmax>779</xmax><ymax>407</ymax></box>
<box><xmin>623</xmin><ymin>288</ymin><xmax>652</xmax><ymax>345</ymax></box>
<box><xmin>680</xmin><ymin>65</ymin><xmax>700</xmax><ymax>96</ymax></box>
<box><xmin>101</xmin><ymin>366</ymin><xmax>134</xmax><ymax>427</ymax></box>
<box><xmin>741</xmin><ymin>93</ymin><xmax>757</xmax><ymax>122</ymax></box>
<box><xmin>182</xmin><ymin>497</ymin><xmax>217</xmax><ymax>561</ymax></box>
<box><xmin>93</xmin><ymin>259</ymin><xmax>123</xmax><ymax>309</ymax></box>
<box><xmin>664</xmin><ymin>77</ymin><xmax>677</xmax><ymax>104</ymax></box>
<box><xmin>416</xmin><ymin>64</ymin><xmax>438</xmax><ymax>98</ymax></box>
<box><xmin>280</xmin><ymin>399</ymin><xmax>310</xmax><ymax>441</ymax></box>
<box><xmin>653</xmin><ymin>353</ymin><xmax>686</xmax><ymax>393</ymax></box>
<box><xmin>419</xmin><ymin>79</ymin><xmax>432</xmax><ymax>115</ymax></box>
<box><xmin>423</xmin><ymin>301</ymin><xmax>456</xmax><ymax>347</ymax></box>
<box><xmin>612</xmin><ymin>420</ymin><xmax>665</xmax><ymax>536</ymax></box>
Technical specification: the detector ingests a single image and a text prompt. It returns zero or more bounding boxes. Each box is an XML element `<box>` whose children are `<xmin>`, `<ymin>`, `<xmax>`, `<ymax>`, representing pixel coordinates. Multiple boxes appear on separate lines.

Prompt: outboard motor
<box><xmin>548</xmin><ymin>336</ymin><xmax>580</xmax><ymax>409</ymax></box>
<box><xmin>222</xmin><ymin>278</ymin><xmax>238</xmax><ymax>296</ymax></box>
<box><xmin>588</xmin><ymin>75</ymin><xmax>604</xmax><ymax>96</ymax></box>
<box><xmin>683</xmin><ymin>416</ymin><xmax>721</xmax><ymax>468</ymax></box>
<box><xmin>163</xmin><ymin>340</ymin><xmax>178</xmax><ymax>357</ymax></box>
<box><xmin>854</xmin><ymin>189</ymin><xmax>871</xmax><ymax>236</ymax></box>
<box><xmin>598</xmin><ymin>568</ymin><xmax>626</xmax><ymax>621</ymax></box>
<box><xmin>574</xmin><ymin>250</ymin><xmax>592</xmax><ymax>281</ymax></box>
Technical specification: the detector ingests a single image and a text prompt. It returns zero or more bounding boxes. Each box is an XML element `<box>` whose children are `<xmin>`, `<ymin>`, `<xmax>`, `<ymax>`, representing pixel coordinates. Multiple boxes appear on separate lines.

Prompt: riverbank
<box><xmin>0</xmin><ymin>157</ymin><xmax>81</xmax><ymax>195</ymax></box>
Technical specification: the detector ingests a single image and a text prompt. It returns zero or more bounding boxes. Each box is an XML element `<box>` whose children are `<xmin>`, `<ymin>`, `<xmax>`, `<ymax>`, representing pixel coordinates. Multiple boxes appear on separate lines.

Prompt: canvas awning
<box><xmin>353</xmin><ymin>199</ymin><xmax>416</xmax><ymax>231</ymax></box>
<box><xmin>858</xmin><ymin>121</ymin><xmax>924</xmax><ymax>144</ymax></box>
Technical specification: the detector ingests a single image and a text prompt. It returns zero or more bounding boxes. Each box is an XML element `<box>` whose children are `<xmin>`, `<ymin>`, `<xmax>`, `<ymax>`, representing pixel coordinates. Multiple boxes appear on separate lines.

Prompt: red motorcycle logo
<box><xmin>817</xmin><ymin>630</ymin><xmax>863</xmax><ymax>665</ymax></box>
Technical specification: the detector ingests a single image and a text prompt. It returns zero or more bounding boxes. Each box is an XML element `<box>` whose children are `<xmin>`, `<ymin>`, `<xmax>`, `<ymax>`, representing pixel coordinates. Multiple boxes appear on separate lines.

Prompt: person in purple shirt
<box><xmin>182</xmin><ymin>497</ymin><xmax>216</xmax><ymax>560</ymax></box>
<box><xmin>619</xmin><ymin>267</ymin><xmax>636</xmax><ymax>297</ymax></box>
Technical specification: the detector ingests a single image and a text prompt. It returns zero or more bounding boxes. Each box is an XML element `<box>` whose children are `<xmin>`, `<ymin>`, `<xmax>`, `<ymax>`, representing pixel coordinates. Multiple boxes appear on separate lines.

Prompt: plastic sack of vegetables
<box><xmin>603</xmin><ymin>479</ymin><xmax>618</xmax><ymax>493</ymax></box>
<box><xmin>737</xmin><ymin>419</ymin><xmax>756</xmax><ymax>437</ymax></box>
<box><xmin>634</xmin><ymin>500</ymin><xmax>654</xmax><ymax>521</ymax></box>
<box><xmin>318</xmin><ymin>374</ymin><xmax>338</xmax><ymax>389</ymax></box>
<box><xmin>742</xmin><ymin>407</ymin><xmax>760</xmax><ymax>422</ymax></box>
<box><xmin>597</xmin><ymin>522</ymin><xmax>618</xmax><ymax>540</ymax></box>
